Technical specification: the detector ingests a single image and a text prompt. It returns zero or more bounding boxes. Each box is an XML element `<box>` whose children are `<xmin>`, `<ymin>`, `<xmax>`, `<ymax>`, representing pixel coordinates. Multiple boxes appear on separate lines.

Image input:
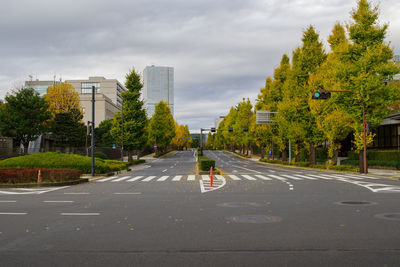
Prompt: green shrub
<box><xmin>316</xmin><ymin>147</ymin><xmax>328</xmax><ymax>161</ymax></box>
<box><xmin>310</xmin><ymin>164</ymin><xmax>327</xmax><ymax>169</ymax></box>
<box><xmin>341</xmin><ymin>159</ymin><xmax>400</xmax><ymax>170</ymax></box>
<box><xmin>328</xmin><ymin>165</ymin><xmax>359</xmax><ymax>172</ymax></box>
<box><xmin>94</xmin><ymin>151</ymin><xmax>108</xmax><ymax>160</ymax></box>
<box><xmin>0</xmin><ymin>152</ymin><xmax>129</xmax><ymax>174</ymax></box>
<box><xmin>348</xmin><ymin>150</ymin><xmax>400</xmax><ymax>161</ymax></box>
<box><xmin>198</xmin><ymin>156</ymin><xmax>215</xmax><ymax>171</ymax></box>
<box><xmin>292</xmin><ymin>162</ymin><xmax>310</xmax><ymax>167</ymax></box>
<box><xmin>234</xmin><ymin>152</ymin><xmax>251</xmax><ymax>158</ymax></box>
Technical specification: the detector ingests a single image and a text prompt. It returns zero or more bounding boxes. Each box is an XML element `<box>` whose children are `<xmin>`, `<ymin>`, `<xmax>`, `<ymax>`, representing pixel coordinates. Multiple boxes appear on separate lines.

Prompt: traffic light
<box><xmin>228</xmin><ymin>127</ymin><xmax>233</xmax><ymax>132</ymax></box>
<box><xmin>312</xmin><ymin>90</ymin><xmax>331</xmax><ymax>100</ymax></box>
<box><xmin>243</xmin><ymin>127</ymin><xmax>248</xmax><ymax>132</ymax></box>
<box><xmin>211</xmin><ymin>127</ymin><xmax>216</xmax><ymax>133</ymax></box>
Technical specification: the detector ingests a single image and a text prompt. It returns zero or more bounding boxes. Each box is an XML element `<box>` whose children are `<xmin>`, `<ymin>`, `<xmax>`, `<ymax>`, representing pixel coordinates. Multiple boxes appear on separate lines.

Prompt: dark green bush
<box><xmin>94</xmin><ymin>151</ymin><xmax>108</xmax><ymax>160</ymax></box>
<box><xmin>234</xmin><ymin>152</ymin><xmax>251</xmax><ymax>158</ymax></box>
<box><xmin>316</xmin><ymin>147</ymin><xmax>328</xmax><ymax>161</ymax></box>
<box><xmin>0</xmin><ymin>152</ymin><xmax>129</xmax><ymax>174</ymax></box>
<box><xmin>310</xmin><ymin>164</ymin><xmax>327</xmax><ymax>169</ymax></box>
<box><xmin>292</xmin><ymin>162</ymin><xmax>310</xmax><ymax>167</ymax></box>
<box><xmin>328</xmin><ymin>165</ymin><xmax>359</xmax><ymax>172</ymax></box>
<box><xmin>341</xmin><ymin>159</ymin><xmax>400</xmax><ymax>170</ymax></box>
<box><xmin>198</xmin><ymin>156</ymin><xmax>215</xmax><ymax>171</ymax></box>
<box><xmin>348</xmin><ymin>150</ymin><xmax>400</xmax><ymax>161</ymax></box>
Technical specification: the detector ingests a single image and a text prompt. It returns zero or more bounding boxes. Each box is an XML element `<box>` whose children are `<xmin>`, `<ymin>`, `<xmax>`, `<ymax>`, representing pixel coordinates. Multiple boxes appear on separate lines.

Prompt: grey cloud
<box><xmin>0</xmin><ymin>0</ymin><xmax>399</xmax><ymax>130</ymax></box>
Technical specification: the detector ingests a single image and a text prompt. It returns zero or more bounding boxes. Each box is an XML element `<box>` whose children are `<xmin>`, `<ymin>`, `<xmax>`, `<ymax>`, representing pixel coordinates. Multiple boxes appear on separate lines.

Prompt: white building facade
<box><xmin>143</xmin><ymin>65</ymin><xmax>174</xmax><ymax>118</ymax></box>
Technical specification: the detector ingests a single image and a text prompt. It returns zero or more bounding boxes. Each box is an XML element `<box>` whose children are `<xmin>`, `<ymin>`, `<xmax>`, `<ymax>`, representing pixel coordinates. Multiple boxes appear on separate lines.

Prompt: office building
<box><xmin>25</xmin><ymin>76</ymin><xmax>125</xmax><ymax>127</ymax></box>
<box><xmin>143</xmin><ymin>65</ymin><xmax>174</xmax><ymax>118</ymax></box>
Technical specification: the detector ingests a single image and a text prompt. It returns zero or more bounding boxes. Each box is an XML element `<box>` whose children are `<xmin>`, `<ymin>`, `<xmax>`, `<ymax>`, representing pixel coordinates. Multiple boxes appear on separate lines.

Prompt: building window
<box><xmin>82</xmin><ymin>82</ymin><xmax>100</xmax><ymax>94</ymax></box>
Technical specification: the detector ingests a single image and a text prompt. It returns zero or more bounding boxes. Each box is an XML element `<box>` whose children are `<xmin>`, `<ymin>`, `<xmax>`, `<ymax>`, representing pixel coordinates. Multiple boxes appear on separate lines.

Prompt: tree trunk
<box><xmin>332</xmin><ymin>149</ymin><xmax>339</xmax><ymax>165</ymax></box>
<box><xmin>136</xmin><ymin>150</ymin><xmax>140</xmax><ymax>160</ymax></box>
<box><xmin>23</xmin><ymin>141</ymin><xmax>29</xmax><ymax>155</ymax></box>
<box><xmin>271</xmin><ymin>142</ymin><xmax>274</xmax><ymax>160</ymax></box>
<box><xmin>359</xmin><ymin>151</ymin><xmax>366</xmax><ymax>173</ymax></box>
<box><xmin>309</xmin><ymin>142</ymin><xmax>316</xmax><ymax>165</ymax></box>
<box><xmin>128</xmin><ymin>151</ymin><xmax>133</xmax><ymax>162</ymax></box>
<box><xmin>282</xmin><ymin>150</ymin><xmax>287</xmax><ymax>162</ymax></box>
<box><xmin>260</xmin><ymin>145</ymin><xmax>265</xmax><ymax>159</ymax></box>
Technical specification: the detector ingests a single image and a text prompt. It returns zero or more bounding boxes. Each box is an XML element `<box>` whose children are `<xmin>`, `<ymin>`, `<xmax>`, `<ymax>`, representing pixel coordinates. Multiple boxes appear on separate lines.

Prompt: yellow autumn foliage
<box><xmin>44</xmin><ymin>82</ymin><xmax>81</xmax><ymax>115</ymax></box>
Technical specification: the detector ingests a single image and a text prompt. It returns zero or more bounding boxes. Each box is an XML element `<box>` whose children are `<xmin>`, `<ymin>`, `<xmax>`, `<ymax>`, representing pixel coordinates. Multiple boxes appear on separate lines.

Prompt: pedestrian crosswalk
<box><xmin>96</xmin><ymin>173</ymin><xmax>381</xmax><ymax>183</ymax></box>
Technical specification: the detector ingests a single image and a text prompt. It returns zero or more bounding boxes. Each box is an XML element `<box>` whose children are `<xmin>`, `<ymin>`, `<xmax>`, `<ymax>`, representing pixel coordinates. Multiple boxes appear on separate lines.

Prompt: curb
<box><xmin>0</xmin><ymin>178</ymin><xmax>89</xmax><ymax>188</ymax></box>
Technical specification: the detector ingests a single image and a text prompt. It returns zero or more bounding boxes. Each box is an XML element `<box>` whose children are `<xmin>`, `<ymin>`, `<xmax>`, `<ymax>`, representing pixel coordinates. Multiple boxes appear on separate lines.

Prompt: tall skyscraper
<box><xmin>143</xmin><ymin>65</ymin><xmax>174</xmax><ymax>118</ymax></box>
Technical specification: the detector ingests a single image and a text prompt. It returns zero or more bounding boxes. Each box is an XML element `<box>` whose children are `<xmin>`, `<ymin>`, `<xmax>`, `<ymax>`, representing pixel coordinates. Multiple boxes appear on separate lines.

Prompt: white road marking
<box><xmin>266</xmin><ymin>174</ymin><xmax>287</xmax><ymax>181</ymax></box>
<box><xmin>0</xmin><ymin>212</ymin><xmax>27</xmax><ymax>215</ymax></box>
<box><xmin>141</xmin><ymin>176</ymin><xmax>157</xmax><ymax>182</ymax></box>
<box><xmin>242</xmin><ymin>175</ymin><xmax>257</xmax><ymax>180</ymax></box>
<box><xmin>201</xmin><ymin>175</ymin><xmax>210</xmax><ymax>181</ymax></box>
<box><xmin>187</xmin><ymin>175</ymin><xmax>196</xmax><ymax>181</ymax></box>
<box><xmin>127</xmin><ymin>176</ymin><xmax>143</xmax><ymax>182</ymax></box>
<box><xmin>114</xmin><ymin>192</ymin><xmax>141</xmax><ymax>195</ymax></box>
<box><xmin>162</xmin><ymin>169</ymin><xmax>168</xmax><ymax>172</ymax></box>
<box><xmin>96</xmin><ymin>176</ymin><xmax>118</xmax><ymax>182</ymax></box>
<box><xmin>200</xmin><ymin>176</ymin><xmax>226</xmax><ymax>193</ymax></box>
<box><xmin>0</xmin><ymin>200</ymin><xmax>17</xmax><ymax>203</ymax></box>
<box><xmin>64</xmin><ymin>192</ymin><xmax>90</xmax><ymax>195</ymax></box>
<box><xmin>215</xmin><ymin>175</ymin><xmax>225</xmax><ymax>180</ymax></box>
<box><xmin>231</xmin><ymin>165</ymin><xmax>262</xmax><ymax>174</ymax></box>
<box><xmin>228</xmin><ymin>175</ymin><xmax>241</xmax><ymax>180</ymax></box>
<box><xmin>268</xmin><ymin>170</ymin><xmax>276</xmax><ymax>173</ymax></box>
<box><xmin>172</xmin><ymin>175</ymin><xmax>183</xmax><ymax>181</ymax></box>
<box><xmin>280</xmin><ymin>174</ymin><xmax>303</xmax><ymax>180</ymax></box>
<box><xmin>111</xmin><ymin>176</ymin><xmax>131</xmax><ymax>182</ymax></box>
<box><xmin>157</xmin><ymin>176</ymin><xmax>169</xmax><ymax>181</ymax></box>
<box><xmin>43</xmin><ymin>201</ymin><xmax>74</xmax><ymax>203</ymax></box>
<box><xmin>305</xmin><ymin>174</ymin><xmax>332</xmax><ymax>180</ymax></box>
<box><xmin>0</xmin><ymin>186</ymin><xmax>70</xmax><ymax>195</ymax></box>
<box><xmin>61</xmin><ymin>213</ymin><xmax>100</xmax><ymax>216</ymax></box>
<box><xmin>255</xmin><ymin>175</ymin><xmax>272</xmax><ymax>180</ymax></box>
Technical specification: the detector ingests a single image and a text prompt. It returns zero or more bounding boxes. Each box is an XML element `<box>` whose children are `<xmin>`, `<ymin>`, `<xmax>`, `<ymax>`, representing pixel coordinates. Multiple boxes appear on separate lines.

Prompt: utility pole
<box><xmin>121</xmin><ymin>101</ymin><xmax>124</xmax><ymax>161</ymax></box>
<box><xmin>91</xmin><ymin>86</ymin><xmax>95</xmax><ymax>176</ymax></box>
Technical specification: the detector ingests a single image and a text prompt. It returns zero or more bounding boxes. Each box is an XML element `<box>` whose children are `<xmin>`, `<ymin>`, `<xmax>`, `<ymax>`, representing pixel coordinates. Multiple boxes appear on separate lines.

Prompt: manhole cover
<box><xmin>228</xmin><ymin>215</ymin><xmax>281</xmax><ymax>224</ymax></box>
<box><xmin>335</xmin><ymin>201</ymin><xmax>377</xmax><ymax>206</ymax></box>
<box><xmin>375</xmin><ymin>213</ymin><xmax>400</xmax><ymax>222</ymax></box>
<box><xmin>218</xmin><ymin>202</ymin><xmax>261</xmax><ymax>208</ymax></box>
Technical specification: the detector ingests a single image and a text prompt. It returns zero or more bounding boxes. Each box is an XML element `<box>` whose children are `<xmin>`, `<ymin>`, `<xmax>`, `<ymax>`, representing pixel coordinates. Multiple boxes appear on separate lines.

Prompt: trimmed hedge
<box><xmin>0</xmin><ymin>152</ymin><xmax>130</xmax><ymax>174</ymax></box>
<box><xmin>198</xmin><ymin>156</ymin><xmax>215</xmax><ymax>171</ymax></box>
<box><xmin>234</xmin><ymin>152</ymin><xmax>251</xmax><ymax>158</ymax></box>
<box><xmin>260</xmin><ymin>158</ymin><xmax>360</xmax><ymax>172</ymax></box>
<box><xmin>348</xmin><ymin>150</ymin><xmax>400</xmax><ymax>161</ymax></box>
<box><xmin>94</xmin><ymin>151</ymin><xmax>108</xmax><ymax>160</ymax></box>
<box><xmin>341</xmin><ymin>159</ymin><xmax>400</xmax><ymax>170</ymax></box>
<box><xmin>0</xmin><ymin>168</ymin><xmax>82</xmax><ymax>184</ymax></box>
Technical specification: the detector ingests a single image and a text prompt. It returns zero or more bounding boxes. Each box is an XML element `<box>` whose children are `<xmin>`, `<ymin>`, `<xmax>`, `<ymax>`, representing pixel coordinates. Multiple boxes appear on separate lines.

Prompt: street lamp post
<box><xmin>91</xmin><ymin>86</ymin><xmax>95</xmax><ymax>176</ymax></box>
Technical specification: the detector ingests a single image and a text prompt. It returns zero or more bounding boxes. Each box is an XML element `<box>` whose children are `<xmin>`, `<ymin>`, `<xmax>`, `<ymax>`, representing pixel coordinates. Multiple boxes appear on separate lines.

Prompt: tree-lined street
<box><xmin>0</xmin><ymin>151</ymin><xmax>399</xmax><ymax>266</ymax></box>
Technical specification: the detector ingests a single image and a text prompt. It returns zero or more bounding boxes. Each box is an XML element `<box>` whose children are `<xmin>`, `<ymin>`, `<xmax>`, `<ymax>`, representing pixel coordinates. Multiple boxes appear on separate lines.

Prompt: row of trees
<box><xmin>211</xmin><ymin>0</ymin><xmax>400</xmax><ymax>167</ymax></box>
<box><xmin>107</xmin><ymin>68</ymin><xmax>192</xmax><ymax>160</ymax></box>
<box><xmin>0</xmin><ymin>69</ymin><xmax>191</xmax><ymax>159</ymax></box>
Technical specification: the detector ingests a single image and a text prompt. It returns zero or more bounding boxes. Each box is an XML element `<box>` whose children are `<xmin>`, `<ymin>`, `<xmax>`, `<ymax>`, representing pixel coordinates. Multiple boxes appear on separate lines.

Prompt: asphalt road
<box><xmin>0</xmin><ymin>149</ymin><xmax>399</xmax><ymax>267</ymax></box>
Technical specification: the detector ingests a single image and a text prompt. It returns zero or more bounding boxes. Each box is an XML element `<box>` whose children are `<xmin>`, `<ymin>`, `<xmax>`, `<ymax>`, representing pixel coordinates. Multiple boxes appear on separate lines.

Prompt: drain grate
<box><xmin>218</xmin><ymin>202</ymin><xmax>261</xmax><ymax>208</ymax></box>
<box><xmin>375</xmin><ymin>213</ymin><xmax>400</xmax><ymax>222</ymax></box>
<box><xmin>228</xmin><ymin>215</ymin><xmax>281</xmax><ymax>224</ymax></box>
<box><xmin>336</xmin><ymin>201</ymin><xmax>376</xmax><ymax>206</ymax></box>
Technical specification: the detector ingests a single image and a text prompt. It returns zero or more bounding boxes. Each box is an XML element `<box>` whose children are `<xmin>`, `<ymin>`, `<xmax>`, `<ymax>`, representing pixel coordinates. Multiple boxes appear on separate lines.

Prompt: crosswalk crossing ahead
<box><xmin>96</xmin><ymin>173</ymin><xmax>380</xmax><ymax>183</ymax></box>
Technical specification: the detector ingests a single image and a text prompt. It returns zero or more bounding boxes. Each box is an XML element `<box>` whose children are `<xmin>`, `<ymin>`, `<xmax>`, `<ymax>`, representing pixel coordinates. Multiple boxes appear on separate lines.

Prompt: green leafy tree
<box><xmin>233</xmin><ymin>98</ymin><xmax>253</xmax><ymax>154</ymax></box>
<box><xmin>334</xmin><ymin>0</ymin><xmax>400</xmax><ymax>170</ymax></box>
<box><xmin>205</xmin><ymin>132</ymin><xmax>214</xmax><ymax>150</ymax></box>
<box><xmin>148</xmin><ymin>101</ymin><xmax>176</xmax><ymax>154</ymax></box>
<box><xmin>111</xmin><ymin>68</ymin><xmax>148</xmax><ymax>160</ymax></box>
<box><xmin>51</xmin><ymin>109</ymin><xmax>86</xmax><ymax>148</ymax></box>
<box><xmin>95</xmin><ymin>119</ymin><xmax>114</xmax><ymax>147</ymax></box>
<box><xmin>0</xmin><ymin>88</ymin><xmax>51</xmax><ymax>154</ymax></box>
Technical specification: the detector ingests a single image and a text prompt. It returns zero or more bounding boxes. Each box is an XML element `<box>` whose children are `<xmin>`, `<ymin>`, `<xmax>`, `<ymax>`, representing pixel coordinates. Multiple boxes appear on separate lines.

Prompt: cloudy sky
<box><xmin>1</xmin><ymin>0</ymin><xmax>399</xmax><ymax>131</ymax></box>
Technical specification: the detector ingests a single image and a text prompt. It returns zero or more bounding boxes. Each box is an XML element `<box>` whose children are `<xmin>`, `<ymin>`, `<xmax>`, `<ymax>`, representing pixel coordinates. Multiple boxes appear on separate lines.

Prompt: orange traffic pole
<box><xmin>37</xmin><ymin>169</ymin><xmax>42</xmax><ymax>184</ymax></box>
<box><xmin>210</xmin><ymin>166</ymin><xmax>213</xmax><ymax>187</ymax></box>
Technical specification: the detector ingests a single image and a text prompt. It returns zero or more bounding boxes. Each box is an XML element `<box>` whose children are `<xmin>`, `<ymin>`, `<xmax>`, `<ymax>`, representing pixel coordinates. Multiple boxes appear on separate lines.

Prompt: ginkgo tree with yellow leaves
<box><xmin>45</xmin><ymin>82</ymin><xmax>82</xmax><ymax>116</ymax></box>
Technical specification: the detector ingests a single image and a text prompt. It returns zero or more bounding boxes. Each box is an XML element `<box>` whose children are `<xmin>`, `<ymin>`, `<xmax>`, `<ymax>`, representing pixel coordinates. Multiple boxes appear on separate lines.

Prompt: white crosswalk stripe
<box><xmin>280</xmin><ymin>174</ymin><xmax>303</xmax><ymax>180</ymax></box>
<box><xmin>215</xmin><ymin>175</ymin><xmax>225</xmax><ymax>180</ymax></box>
<box><xmin>242</xmin><ymin>175</ymin><xmax>257</xmax><ymax>180</ymax></box>
<box><xmin>228</xmin><ymin>175</ymin><xmax>241</xmax><ymax>180</ymax></box>
<box><xmin>172</xmin><ymin>175</ymin><xmax>183</xmax><ymax>181</ymax></box>
<box><xmin>304</xmin><ymin>174</ymin><xmax>332</xmax><ymax>180</ymax></box>
<box><xmin>293</xmin><ymin>174</ymin><xmax>319</xmax><ymax>180</ymax></box>
<box><xmin>266</xmin><ymin>174</ymin><xmax>287</xmax><ymax>181</ymax></box>
<box><xmin>127</xmin><ymin>176</ymin><xmax>144</xmax><ymax>182</ymax></box>
<box><xmin>111</xmin><ymin>176</ymin><xmax>131</xmax><ymax>182</ymax></box>
<box><xmin>141</xmin><ymin>176</ymin><xmax>157</xmax><ymax>182</ymax></box>
<box><xmin>96</xmin><ymin>176</ymin><xmax>118</xmax><ymax>182</ymax></box>
<box><xmin>187</xmin><ymin>175</ymin><xmax>196</xmax><ymax>181</ymax></box>
<box><xmin>157</xmin><ymin>176</ymin><xmax>169</xmax><ymax>181</ymax></box>
<box><xmin>255</xmin><ymin>175</ymin><xmax>272</xmax><ymax>180</ymax></box>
